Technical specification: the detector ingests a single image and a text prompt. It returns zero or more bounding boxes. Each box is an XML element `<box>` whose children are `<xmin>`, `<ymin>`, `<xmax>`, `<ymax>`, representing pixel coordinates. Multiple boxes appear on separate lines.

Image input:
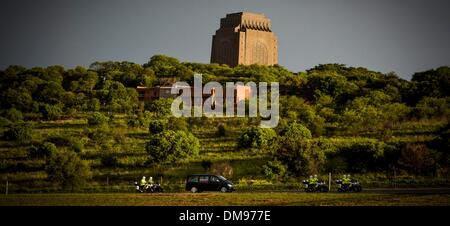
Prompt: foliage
<box><xmin>275</xmin><ymin>138</ymin><xmax>326</xmax><ymax>176</ymax></box>
<box><xmin>263</xmin><ymin>160</ymin><xmax>287</xmax><ymax>180</ymax></box>
<box><xmin>148</xmin><ymin>119</ymin><xmax>167</xmax><ymax>134</ymax></box>
<box><xmin>216</xmin><ymin>124</ymin><xmax>227</xmax><ymax>137</ymax></box>
<box><xmin>398</xmin><ymin>143</ymin><xmax>438</xmax><ymax>175</ymax></box>
<box><xmin>28</xmin><ymin>142</ymin><xmax>57</xmax><ymax>159</ymax></box>
<box><xmin>3</xmin><ymin>123</ymin><xmax>33</xmax><ymax>143</ymax></box>
<box><xmin>413</xmin><ymin>97</ymin><xmax>450</xmax><ymax>119</ymax></box>
<box><xmin>100</xmin><ymin>144</ymin><xmax>119</xmax><ymax>167</ymax></box>
<box><xmin>278</xmin><ymin>122</ymin><xmax>312</xmax><ymax>139</ymax></box>
<box><xmin>237</xmin><ymin>127</ymin><xmax>277</xmax><ymax>152</ymax></box>
<box><xmin>40</xmin><ymin>104</ymin><xmax>62</xmax><ymax>120</ymax></box>
<box><xmin>87</xmin><ymin>112</ymin><xmax>109</xmax><ymax>126</ymax></box>
<box><xmin>46</xmin><ymin>150</ymin><xmax>92</xmax><ymax>190</ymax></box>
<box><xmin>3</xmin><ymin>108</ymin><xmax>23</xmax><ymax>122</ymax></box>
<box><xmin>146</xmin><ymin>130</ymin><xmax>200</xmax><ymax>165</ymax></box>
<box><xmin>144</xmin><ymin>98</ymin><xmax>173</xmax><ymax>117</ymax></box>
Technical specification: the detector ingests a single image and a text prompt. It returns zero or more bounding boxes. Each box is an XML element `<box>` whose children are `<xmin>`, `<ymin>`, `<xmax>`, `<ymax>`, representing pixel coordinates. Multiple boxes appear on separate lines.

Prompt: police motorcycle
<box><xmin>134</xmin><ymin>181</ymin><xmax>164</xmax><ymax>193</ymax></box>
<box><xmin>335</xmin><ymin>179</ymin><xmax>362</xmax><ymax>192</ymax></box>
<box><xmin>302</xmin><ymin>179</ymin><xmax>329</xmax><ymax>192</ymax></box>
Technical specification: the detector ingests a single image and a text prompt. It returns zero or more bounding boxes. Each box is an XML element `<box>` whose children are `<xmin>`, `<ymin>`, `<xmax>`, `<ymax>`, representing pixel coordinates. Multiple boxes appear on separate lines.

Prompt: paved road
<box><xmin>362</xmin><ymin>188</ymin><xmax>450</xmax><ymax>194</ymax></box>
<box><xmin>235</xmin><ymin>188</ymin><xmax>450</xmax><ymax>194</ymax></box>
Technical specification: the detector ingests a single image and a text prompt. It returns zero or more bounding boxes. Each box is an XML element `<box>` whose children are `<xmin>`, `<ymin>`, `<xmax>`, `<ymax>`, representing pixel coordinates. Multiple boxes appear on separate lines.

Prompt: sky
<box><xmin>0</xmin><ymin>0</ymin><xmax>449</xmax><ymax>80</ymax></box>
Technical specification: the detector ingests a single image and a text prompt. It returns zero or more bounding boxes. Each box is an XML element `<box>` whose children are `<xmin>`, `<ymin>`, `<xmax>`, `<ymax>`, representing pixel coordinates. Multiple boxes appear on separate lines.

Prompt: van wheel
<box><xmin>191</xmin><ymin>187</ymin><xmax>198</xmax><ymax>193</ymax></box>
<box><xmin>220</xmin><ymin>187</ymin><xmax>228</xmax><ymax>193</ymax></box>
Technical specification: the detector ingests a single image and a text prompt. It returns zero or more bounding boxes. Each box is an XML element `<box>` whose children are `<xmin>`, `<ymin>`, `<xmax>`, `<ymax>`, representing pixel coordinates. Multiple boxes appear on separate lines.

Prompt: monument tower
<box><xmin>210</xmin><ymin>12</ymin><xmax>278</xmax><ymax>67</ymax></box>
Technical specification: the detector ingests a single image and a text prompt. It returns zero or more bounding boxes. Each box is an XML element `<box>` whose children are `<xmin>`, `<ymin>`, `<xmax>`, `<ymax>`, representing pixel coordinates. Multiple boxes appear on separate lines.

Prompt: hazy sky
<box><xmin>1</xmin><ymin>0</ymin><xmax>449</xmax><ymax>80</ymax></box>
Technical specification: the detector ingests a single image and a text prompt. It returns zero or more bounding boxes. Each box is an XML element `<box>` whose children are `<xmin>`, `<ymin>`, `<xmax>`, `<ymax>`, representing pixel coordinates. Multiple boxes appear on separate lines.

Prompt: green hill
<box><xmin>0</xmin><ymin>55</ymin><xmax>449</xmax><ymax>192</ymax></box>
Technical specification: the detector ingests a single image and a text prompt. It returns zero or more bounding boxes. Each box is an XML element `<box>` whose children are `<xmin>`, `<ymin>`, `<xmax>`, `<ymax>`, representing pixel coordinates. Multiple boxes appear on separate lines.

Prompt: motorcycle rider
<box><xmin>147</xmin><ymin>176</ymin><xmax>154</xmax><ymax>189</ymax></box>
<box><xmin>140</xmin><ymin>176</ymin><xmax>147</xmax><ymax>188</ymax></box>
<box><xmin>149</xmin><ymin>176</ymin><xmax>154</xmax><ymax>184</ymax></box>
<box><xmin>311</xmin><ymin>175</ymin><xmax>318</xmax><ymax>187</ymax></box>
<box><xmin>307</xmin><ymin>175</ymin><xmax>314</xmax><ymax>187</ymax></box>
<box><xmin>342</xmin><ymin>174</ymin><xmax>351</xmax><ymax>188</ymax></box>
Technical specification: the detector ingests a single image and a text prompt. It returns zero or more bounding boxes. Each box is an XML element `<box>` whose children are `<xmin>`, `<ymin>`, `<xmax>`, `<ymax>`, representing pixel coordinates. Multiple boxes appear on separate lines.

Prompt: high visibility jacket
<box><xmin>342</xmin><ymin>178</ymin><xmax>350</xmax><ymax>184</ymax></box>
<box><xmin>140</xmin><ymin>178</ymin><xmax>147</xmax><ymax>186</ymax></box>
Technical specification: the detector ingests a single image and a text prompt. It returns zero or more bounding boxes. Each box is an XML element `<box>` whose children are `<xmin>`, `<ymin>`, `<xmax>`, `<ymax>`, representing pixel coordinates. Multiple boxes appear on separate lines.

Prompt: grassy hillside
<box><xmin>0</xmin><ymin>113</ymin><xmax>448</xmax><ymax>193</ymax></box>
<box><xmin>1</xmin><ymin>58</ymin><xmax>449</xmax><ymax>193</ymax></box>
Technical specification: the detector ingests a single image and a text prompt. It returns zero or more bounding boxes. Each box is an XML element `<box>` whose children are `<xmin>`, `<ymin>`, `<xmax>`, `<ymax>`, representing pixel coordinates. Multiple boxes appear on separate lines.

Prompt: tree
<box><xmin>35</xmin><ymin>81</ymin><xmax>66</xmax><ymax>105</ymax></box>
<box><xmin>46</xmin><ymin>150</ymin><xmax>92</xmax><ymax>191</ymax></box>
<box><xmin>216</xmin><ymin>124</ymin><xmax>227</xmax><ymax>137</ymax></box>
<box><xmin>263</xmin><ymin>160</ymin><xmax>287</xmax><ymax>180</ymax></box>
<box><xmin>278</xmin><ymin>122</ymin><xmax>312</xmax><ymax>139</ymax></box>
<box><xmin>87</xmin><ymin>112</ymin><xmax>109</xmax><ymax>126</ymax></box>
<box><xmin>275</xmin><ymin>138</ymin><xmax>325</xmax><ymax>176</ymax></box>
<box><xmin>408</xmin><ymin>66</ymin><xmax>450</xmax><ymax>104</ymax></box>
<box><xmin>144</xmin><ymin>55</ymin><xmax>181</xmax><ymax>77</ymax></box>
<box><xmin>413</xmin><ymin>97</ymin><xmax>449</xmax><ymax>119</ymax></box>
<box><xmin>237</xmin><ymin>127</ymin><xmax>277</xmax><ymax>152</ymax></box>
<box><xmin>98</xmin><ymin>80</ymin><xmax>138</xmax><ymax>113</ymax></box>
<box><xmin>398</xmin><ymin>143</ymin><xmax>438</xmax><ymax>175</ymax></box>
<box><xmin>144</xmin><ymin>98</ymin><xmax>173</xmax><ymax>117</ymax></box>
<box><xmin>279</xmin><ymin>96</ymin><xmax>325</xmax><ymax>136</ymax></box>
<box><xmin>148</xmin><ymin>119</ymin><xmax>167</xmax><ymax>134</ymax></box>
<box><xmin>146</xmin><ymin>130</ymin><xmax>199</xmax><ymax>165</ymax></box>
<box><xmin>40</xmin><ymin>104</ymin><xmax>62</xmax><ymax>120</ymax></box>
<box><xmin>100</xmin><ymin>144</ymin><xmax>119</xmax><ymax>167</ymax></box>
<box><xmin>338</xmin><ymin>141</ymin><xmax>386</xmax><ymax>173</ymax></box>
<box><xmin>29</xmin><ymin>142</ymin><xmax>57</xmax><ymax>159</ymax></box>
<box><xmin>4</xmin><ymin>123</ymin><xmax>32</xmax><ymax>143</ymax></box>
<box><xmin>3</xmin><ymin>108</ymin><xmax>23</xmax><ymax>122</ymax></box>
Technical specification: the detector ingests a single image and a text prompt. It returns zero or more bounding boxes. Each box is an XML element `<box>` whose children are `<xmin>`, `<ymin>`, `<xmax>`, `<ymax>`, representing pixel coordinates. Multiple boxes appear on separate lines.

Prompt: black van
<box><xmin>186</xmin><ymin>174</ymin><xmax>234</xmax><ymax>193</ymax></box>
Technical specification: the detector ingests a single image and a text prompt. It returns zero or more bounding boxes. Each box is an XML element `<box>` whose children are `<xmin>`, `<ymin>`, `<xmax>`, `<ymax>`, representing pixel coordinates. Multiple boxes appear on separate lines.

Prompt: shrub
<box><xmin>166</xmin><ymin>117</ymin><xmax>188</xmax><ymax>132</ymax></box>
<box><xmin>216</xmin><ymin>124</ymin><xmax>227</xmax><ymax>137</ymax></box>
<box><xmin>146</xmin><ymin>130</ymin><xmax>199</xmax><ymax>165</ymax></box>
<box><xmin>127</xmin><ymin>117</ymin><xmax>142</xmax><ymax>127</ymax></box>
<box><xmin>0</xmin><ymin>117</ymin><xmax>12</xmax><ymax>127</ymax></box>
<box><xmin>278</xmin><ymin>122</ymin><xmax>312</xmax><ymax>139</ymax></box>
<box><xmin>3</xmin><ymin>108</ymin><xmax>23</xmax><ymax>122</ymax></box>
<box><xmin>263</xmin><ymin>160</ymin><xmax>287</xmax><ymax>180</ymax></box>
<box><xmin>87</xmin><ymin>112</ymin><xmax>109</xmax><ymax>126</ymax></box>
<box><xmin>87</xmin><ymin>125</ymin><xmax>112</xmax><ymax>146</ymax></box>
<box><xmin>40</xmin><ymin>104</ymin><xmax>62</xmax><ymax>120</ymax></box>
<box><xmin>337</xmin><ymin>141</ymin><xmax>386</xmax><ymax>173</ymax></box>
<box><xmin>201</xmin><ymin>160</ymin><xmax>212</xmax><ymax>171</ymax></box>
<box><xmin>148</xmin><ymin>119</ymin><xmax>167</xmax><ymax>134</ymax></box>
<box><xmin>46</xmin><ymin>150</ymin><xmax>92</xmax><ymax>191</ymax></box>
<box><xmin>85</xmin><ymin>98</ymin><xmax>100</xmax><ymax>111</ymax></box>
<box><xmin>28</xmin><ymin>142</ymin><xmax>57</xmax><ymax>159</ymax></box>
<box><xmin>144</xmin><ymin>98</ymin><xmax>173</xmax><ymax>117</ymax></box>
<box><xmin>71</xmin><ymin>140</ymin><xmax>84</xmax><ymax>153</ymax></box>
<box><xmin>4</xmin><ymin>123</ymin><xmax>32</xmax><ymax>143</ymax></box>
<box><xmin>275</xmin><ymin>139</ymin><xmax>326</xmax><ymax>176</ymax></box>
<box><xmin>324</xmin><ymin>156</ymin><xmax>348</xmax><ymax>173</ymax></box>
<box><xmin>100</xmin><ymin>144</ymin><xmax>119</xmax><ymax>167</ymax></box>
<box><xmin>237</xmin><ymin>127</ymin><xmax>277</xmax><ymax>152</ymax></box>
<box><xmin>398</xmin><ymin>143</ymin><xmax>438</xmax><ymax>175</ymax></box>
<box><xmin>45</xmin><ymin>134</ymin><xmax>72</xmax><ymax>146</ymax></box>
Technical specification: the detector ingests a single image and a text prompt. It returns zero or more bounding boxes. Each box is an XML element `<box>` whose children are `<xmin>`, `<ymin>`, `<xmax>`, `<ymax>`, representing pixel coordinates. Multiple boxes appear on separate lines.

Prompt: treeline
<box><xmin>1</xmin><ymin>55</ymin><xmax>448</xmax><ymax>125</ymax></box>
